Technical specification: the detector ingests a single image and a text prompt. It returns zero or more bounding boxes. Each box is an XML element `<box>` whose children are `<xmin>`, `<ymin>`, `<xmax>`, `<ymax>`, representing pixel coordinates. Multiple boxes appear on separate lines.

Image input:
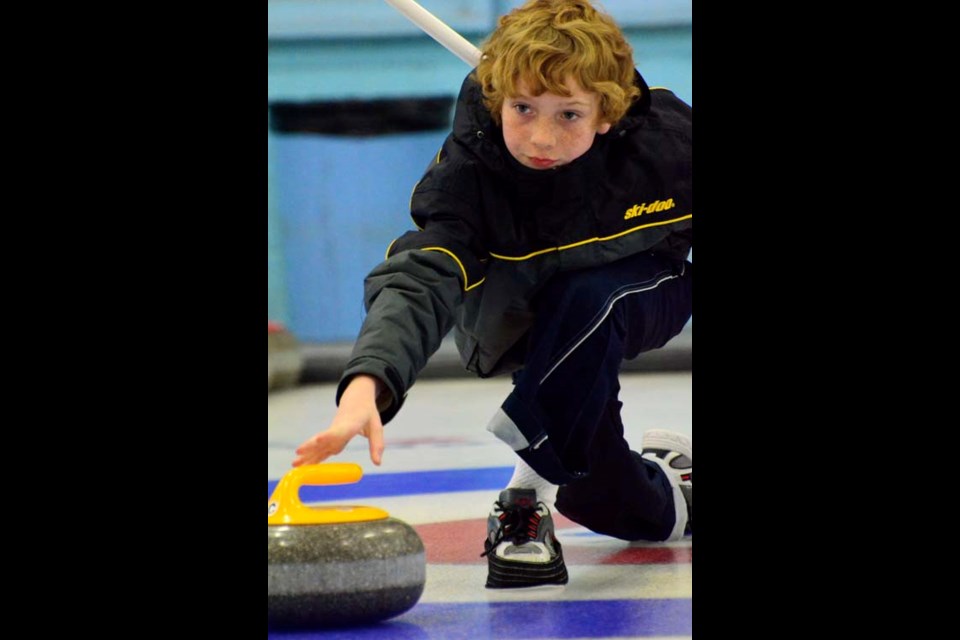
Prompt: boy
<box><xmin>293</xmin><ymin>0</ymin><xmax>692</xmax><ymax>589</ymax></box>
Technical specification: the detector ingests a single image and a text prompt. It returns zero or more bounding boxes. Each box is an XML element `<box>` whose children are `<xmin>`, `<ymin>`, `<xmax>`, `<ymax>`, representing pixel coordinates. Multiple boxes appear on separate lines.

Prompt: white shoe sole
<box><xmin>642</xmin><ymin>429</ymin><xmax>692</xmax><ymax>459</ymax></box>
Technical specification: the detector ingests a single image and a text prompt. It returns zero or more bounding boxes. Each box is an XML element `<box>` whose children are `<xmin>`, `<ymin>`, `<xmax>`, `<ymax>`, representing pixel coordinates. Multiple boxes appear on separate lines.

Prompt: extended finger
<box><xmin>293</xmin><ymin>435</ymin><xmax>338</xmax><ymax>466</ymax></box>
<box><xmin>367</xmin><ymin>420</ymin><xmax>384</xmax><ymax>466</ymax></box>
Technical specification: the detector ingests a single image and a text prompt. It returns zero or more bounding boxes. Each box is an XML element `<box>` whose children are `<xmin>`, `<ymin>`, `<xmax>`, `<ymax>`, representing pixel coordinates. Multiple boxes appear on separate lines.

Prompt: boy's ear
<box><xmin>597</xmin><ymin>122</ymin><xmax>612</xmax><ymax>135</ymax></box>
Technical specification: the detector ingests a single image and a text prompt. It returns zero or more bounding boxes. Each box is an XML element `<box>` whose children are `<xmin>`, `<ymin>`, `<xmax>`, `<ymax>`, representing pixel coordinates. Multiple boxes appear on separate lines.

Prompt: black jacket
<box><xmin>339</xmin><ymin>70</ymin><xmax>692</xmax><ymax>423</ymax></box>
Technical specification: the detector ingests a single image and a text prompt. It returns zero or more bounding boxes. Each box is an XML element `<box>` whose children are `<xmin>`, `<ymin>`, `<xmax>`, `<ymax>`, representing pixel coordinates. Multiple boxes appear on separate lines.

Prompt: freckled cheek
<box><xmin>565</xmin><ymin>131</ymin><xmax>593</xmax><ymax>157</ymax></box>
<box><xmin>502</xmin><ymin>127</ymin><xmax>522</xmax><ymax>156</ymax></box>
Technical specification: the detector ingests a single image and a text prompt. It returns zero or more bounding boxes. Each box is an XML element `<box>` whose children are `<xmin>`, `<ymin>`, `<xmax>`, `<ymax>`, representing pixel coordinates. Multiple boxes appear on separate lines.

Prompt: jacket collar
<box><xmin>610</xmin><ymin>69</ymin><xmax>652</xmax><ymax>135</ymax></box>
<box><xmin>452</xmin><ymin>72</ymin><xmax>505</xmax><ymax>170</ymax></box>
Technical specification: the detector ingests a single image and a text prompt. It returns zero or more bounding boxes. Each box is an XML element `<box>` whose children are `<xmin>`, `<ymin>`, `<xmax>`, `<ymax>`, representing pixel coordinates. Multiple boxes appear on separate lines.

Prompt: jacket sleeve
<box><xmin>336</xmin><ymin>152</ymin><xmax>488</xmax><ymax>424</ymax></box>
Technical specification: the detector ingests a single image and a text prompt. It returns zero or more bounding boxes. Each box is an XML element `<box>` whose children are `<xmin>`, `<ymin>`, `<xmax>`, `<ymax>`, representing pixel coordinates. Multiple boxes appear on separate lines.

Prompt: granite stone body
<box><xmin>268</xmin><ymin>517</ymin><xmax>426</xmax><ymax>628</ymax></box>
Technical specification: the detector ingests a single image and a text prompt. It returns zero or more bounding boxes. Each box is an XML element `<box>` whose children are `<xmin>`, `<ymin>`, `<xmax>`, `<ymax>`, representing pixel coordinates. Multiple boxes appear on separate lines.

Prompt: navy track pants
<box><xmin>486</xmin><ymin>252</ymin><xmax>693</xmax><ymax>541</ymax></box>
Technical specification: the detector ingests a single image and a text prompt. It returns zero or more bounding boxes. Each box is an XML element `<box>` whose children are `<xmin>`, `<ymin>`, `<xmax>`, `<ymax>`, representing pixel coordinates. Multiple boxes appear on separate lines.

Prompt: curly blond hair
<box><xmin>473</xmin><ymin>0</ymin><xmax>640</xmax><ymax>126</ymax></box>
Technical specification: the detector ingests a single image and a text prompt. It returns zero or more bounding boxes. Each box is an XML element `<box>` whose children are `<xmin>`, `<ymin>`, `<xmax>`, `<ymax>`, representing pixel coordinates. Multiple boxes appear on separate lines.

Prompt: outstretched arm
<box><xmin>292</xmin><ymin>374</ymin><xmax>388</xmax><ymax>467</ymax></box>
<box><xmin>293</xmin><ymin>152</ymin><xmax>486</xmax><ymax>467</ymax></box>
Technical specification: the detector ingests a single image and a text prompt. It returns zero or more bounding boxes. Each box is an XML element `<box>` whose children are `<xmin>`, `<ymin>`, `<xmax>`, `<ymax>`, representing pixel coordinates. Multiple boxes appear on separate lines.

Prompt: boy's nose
<box><xmin>530</xmin><ymin>120</ymin><xmax>556</xmax><ymax>148</ymax></box>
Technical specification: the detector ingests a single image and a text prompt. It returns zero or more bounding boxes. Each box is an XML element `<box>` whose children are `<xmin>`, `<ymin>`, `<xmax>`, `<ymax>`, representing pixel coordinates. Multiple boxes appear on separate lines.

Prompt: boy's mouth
<box><xmin>528</xmin><ymin>157</ymin><xmax>557</xmax><ymax>168</ymax></box>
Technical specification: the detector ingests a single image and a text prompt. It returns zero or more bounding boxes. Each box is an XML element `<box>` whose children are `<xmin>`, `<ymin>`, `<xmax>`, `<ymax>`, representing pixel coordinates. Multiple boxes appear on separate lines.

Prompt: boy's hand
<box><xmin>292</xmin><ymin>375</ymin><xmax>386</xmax><ymax>467</ymax></box>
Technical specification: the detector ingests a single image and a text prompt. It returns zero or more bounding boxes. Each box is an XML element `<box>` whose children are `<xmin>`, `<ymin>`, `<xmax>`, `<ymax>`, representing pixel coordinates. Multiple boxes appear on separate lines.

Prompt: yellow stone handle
<box><xmin>267</xmin><ymin>463</ymin><xmax>389</xmax><ymax>525</ymax></box>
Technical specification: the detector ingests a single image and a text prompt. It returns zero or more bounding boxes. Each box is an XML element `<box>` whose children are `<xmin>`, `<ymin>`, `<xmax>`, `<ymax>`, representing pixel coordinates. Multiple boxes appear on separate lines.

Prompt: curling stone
<box><xmin>268</xmin><ymin>321</ymin><xmax>304</xmax><ymax>391</ymax></box>
<box><xmin>267</xmin><ymin>463</ymin><xmax>426</xmax><ymax>629</ymax></box>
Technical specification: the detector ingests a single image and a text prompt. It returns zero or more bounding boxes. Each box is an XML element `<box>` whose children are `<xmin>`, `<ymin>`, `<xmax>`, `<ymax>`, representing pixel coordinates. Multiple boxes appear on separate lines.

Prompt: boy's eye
<box><xmin>561</xmin><ymin>111</ymin><xmax>580</xmax><ymax>121</ymax></box>
<box><xmin>514</xmin><ymin>104</ymin><xmax>531</xmax><ymax>114</ymax></box>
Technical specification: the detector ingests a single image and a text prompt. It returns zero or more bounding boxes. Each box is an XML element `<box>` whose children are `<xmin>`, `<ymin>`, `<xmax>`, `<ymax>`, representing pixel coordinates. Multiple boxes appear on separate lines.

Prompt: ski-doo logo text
<box><xmin>624</xmin><ymin>198</ymin><xmax>675</xmax><ymax>220</ymax></box>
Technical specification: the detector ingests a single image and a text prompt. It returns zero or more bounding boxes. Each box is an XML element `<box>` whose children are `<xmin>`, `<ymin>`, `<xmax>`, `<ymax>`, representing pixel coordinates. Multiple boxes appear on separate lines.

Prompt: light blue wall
<box><xmin>274</xmin><ymin>131</ymin><xmax>450</xmax><ymax>341</ymax></box>
<box><xmin>268</xmin><ymin>1</ymin><xmax>692</xmax><ymax>341</ymax></box>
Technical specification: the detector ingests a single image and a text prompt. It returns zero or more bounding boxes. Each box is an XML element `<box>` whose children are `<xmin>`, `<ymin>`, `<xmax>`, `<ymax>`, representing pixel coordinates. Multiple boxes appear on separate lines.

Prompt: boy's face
<box><xmin>501</xmin><ymin>76</ymin><xmax>611</xmax><ymax>171</ymax></box>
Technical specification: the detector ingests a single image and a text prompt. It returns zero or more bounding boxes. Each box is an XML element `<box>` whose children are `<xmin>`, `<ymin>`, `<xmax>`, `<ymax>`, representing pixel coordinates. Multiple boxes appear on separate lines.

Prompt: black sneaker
<box><xmin>481</xmin><ymin>488</ymin><xmax>568</xmax><ymax>588</ymax></box>
<box><xmin>641</xmin><ymin>429</ymin><xmax>692</xmax><ymax>535</ymax></box>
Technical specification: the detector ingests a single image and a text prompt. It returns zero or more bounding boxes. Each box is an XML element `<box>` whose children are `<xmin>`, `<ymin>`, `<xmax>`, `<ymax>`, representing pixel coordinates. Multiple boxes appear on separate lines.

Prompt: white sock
<box><xmin>506</xmin><ymin>457</ymin><xmax>559</xmax><ymax>512</ymax></box>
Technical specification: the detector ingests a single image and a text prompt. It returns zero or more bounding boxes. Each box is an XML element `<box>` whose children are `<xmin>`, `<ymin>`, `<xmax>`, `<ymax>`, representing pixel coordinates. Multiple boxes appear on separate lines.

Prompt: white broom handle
<box><xmin>384</xmin><ymin>0</ymin><xmax>482</xmax><ymax>67</ymax></box>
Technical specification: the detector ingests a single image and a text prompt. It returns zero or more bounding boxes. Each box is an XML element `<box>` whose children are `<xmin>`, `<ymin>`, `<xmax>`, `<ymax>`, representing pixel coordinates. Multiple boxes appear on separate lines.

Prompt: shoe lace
<box><xmin>480</xmin><ymin>502</ymin><xmax>542</xmax><ymax>557</ymax></box>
